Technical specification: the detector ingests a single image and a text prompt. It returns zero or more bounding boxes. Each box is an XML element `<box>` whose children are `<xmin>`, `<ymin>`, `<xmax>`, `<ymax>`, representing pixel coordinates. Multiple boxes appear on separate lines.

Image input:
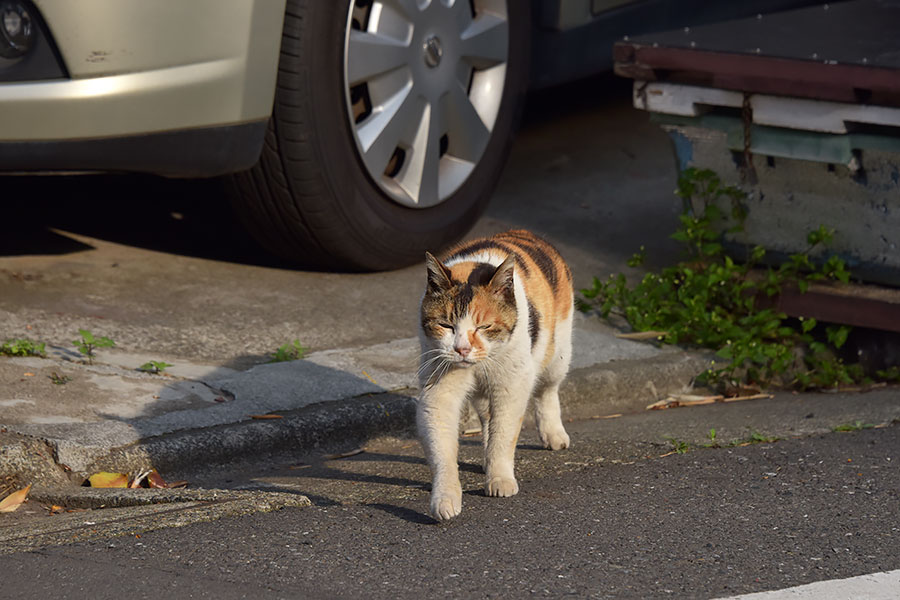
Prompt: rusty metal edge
<box><xmin>613</xmin><ymin>42</ymin><xmax>900</xmax><ymax>107</ymax></box>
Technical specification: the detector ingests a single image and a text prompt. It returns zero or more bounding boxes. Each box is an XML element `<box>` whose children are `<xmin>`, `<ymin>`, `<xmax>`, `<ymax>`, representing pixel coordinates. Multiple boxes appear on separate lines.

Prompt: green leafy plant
<box><xmin>664</xmin><ymin>436</ymin><xmax>690</xmax><ymax>454</ymax></box>
<box><xmin>269</xmin><ymin>340</ymin><xmax>307</xmax><ymax>363</ymax></box>
<box><xmin>579</xmin><ymin>167</ymin><xmax>865</xmax><ymax>392</ymax></box>
<box><xmin>0</xmin><ymin>338</ymin><xmax>46</xmax><ymax>358</ymax></box>
<box><xmin>137</xmin><ymin>360</ymin><xmax>173</xmax><ymax>374</ymax></box>
<box><xmin>72</xmin><ymin>329</ymin><xmax>115</xmax><ymax>365</ymax></box>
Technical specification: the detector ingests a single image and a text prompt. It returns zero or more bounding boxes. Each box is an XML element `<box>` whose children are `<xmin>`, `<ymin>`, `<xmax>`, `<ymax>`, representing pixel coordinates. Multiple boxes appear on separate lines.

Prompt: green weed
<box><xmin>0</xmin><ymin>338</ymin><xmax>46</xmax><ymax>358</ymax></box>
<box><xmin>72</xmin><ymin>329</ymin><xmax>115</xmax><ymax>365</ymax></box>
<box><xmin>833</xmin><ymin>420</ymin><xmax>875</xmax><ymax>432</ymax></box>
<box><xmin>137</xmin><ymin>360</ymin><xmax>173</xmax><ymax>374</ymax></box>
<box><xmin>664</xmin><ymin>436</ymin><xmax>690</xmax><ymax>454</ymax></box>
<box><xmin>49</xmin><ymin>372</ymin><xmax>71</xmax><ymax>385</ymax></box>
<box><xmin>578</xmin><ymin>167</ymin><xmax>874</xmax><ymax>392</ymax></box>
<box><xmin>269</xmin><ymin>340</ymin><xmax>307</xmax><ymax>363</ymax></box>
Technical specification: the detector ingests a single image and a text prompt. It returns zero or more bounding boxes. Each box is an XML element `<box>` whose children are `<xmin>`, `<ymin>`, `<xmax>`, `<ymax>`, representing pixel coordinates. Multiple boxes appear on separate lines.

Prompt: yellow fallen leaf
<box><xmin>0</xmin><ymin>484</ymin><xmax>32</xmax><ymax>512</ymax></box>
<box><xmin>23</xmin><ymin>372</ymin><xmax>35</xmax><ymax>377</ymax></box>
<box><xmin>88</xmin><ymin>472</ymin><xmax>129</xmax><ymax>488</ymax></box>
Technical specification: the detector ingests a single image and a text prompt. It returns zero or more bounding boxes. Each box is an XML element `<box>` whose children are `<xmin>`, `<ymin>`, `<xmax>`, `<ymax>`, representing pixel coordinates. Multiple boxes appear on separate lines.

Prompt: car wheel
<box><xmin>230</xmin><ymin>0</ymin><xmax>530</xmax><ymax>271</ymax></box>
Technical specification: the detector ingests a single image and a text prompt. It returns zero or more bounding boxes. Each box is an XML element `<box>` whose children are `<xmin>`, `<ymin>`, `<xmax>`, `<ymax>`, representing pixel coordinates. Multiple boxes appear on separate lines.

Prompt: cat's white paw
<box><xmin>430</xmin><ymin>493</ymin><xmax>462</xmax><ymax>522</ymax></box>
<box><xmin>540</xmin><ymin>428</ymin><xmax>570</xmax><ymax>451</ymax></box>
<box><xmin>485</xmin><ymin>476</ymin><xmax>519</xmax><ymax>497</ymax></box>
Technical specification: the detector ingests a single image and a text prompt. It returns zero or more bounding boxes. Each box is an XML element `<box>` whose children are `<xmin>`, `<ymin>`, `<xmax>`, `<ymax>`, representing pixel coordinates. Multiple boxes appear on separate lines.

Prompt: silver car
<box><xmin>0</xmin><ymin>0</ymin><xmax>817</xmax><ymax>270</ymax></box>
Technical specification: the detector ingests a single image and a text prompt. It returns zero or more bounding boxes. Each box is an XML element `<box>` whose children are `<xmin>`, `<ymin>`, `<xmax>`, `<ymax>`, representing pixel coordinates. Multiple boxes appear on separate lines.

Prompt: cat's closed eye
<box><xmin>438</xmin><ymin>322</ymin><xmax>454</xmax><ymax>330</ymax></box>
<box><xmin>477</xmin><ymin>324</ymin><xmax>491</xmax><ymax>330</ymax></box>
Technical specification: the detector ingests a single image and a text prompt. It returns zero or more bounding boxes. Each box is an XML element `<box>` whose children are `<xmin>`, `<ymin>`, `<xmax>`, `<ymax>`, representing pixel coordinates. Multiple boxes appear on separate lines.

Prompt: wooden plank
<box><xmin>614</xmin><ymin>0</ymin><xmax>900</xmax><ymax>107</ymax></box>
<box><xmin>776</xmin><ymin>283</ymin><xmax>900</xmax><ymax>334</ymax></box>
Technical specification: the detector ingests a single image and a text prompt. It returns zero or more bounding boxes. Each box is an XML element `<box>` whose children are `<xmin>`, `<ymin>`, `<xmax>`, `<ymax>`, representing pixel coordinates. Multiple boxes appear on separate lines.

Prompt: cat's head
<box><xmin>420</xmin><ymin>252</ymin><xmax>517</xmax><ymax>368</ymax></box>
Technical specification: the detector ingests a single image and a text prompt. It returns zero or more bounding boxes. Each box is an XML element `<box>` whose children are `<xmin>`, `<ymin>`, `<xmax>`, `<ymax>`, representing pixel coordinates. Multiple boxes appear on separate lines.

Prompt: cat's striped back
<box><xmin>440</xmin><ymin>229</ymin><xmax>573</xmax><ymax>368</ymax></box>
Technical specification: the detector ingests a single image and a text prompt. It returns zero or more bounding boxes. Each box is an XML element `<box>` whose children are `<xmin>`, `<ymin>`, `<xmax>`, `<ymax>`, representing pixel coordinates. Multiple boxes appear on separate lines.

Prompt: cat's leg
<box><xmin>417</xmin><ymin>367</ymin><xmax>475</xmax><ymax>521</ymax></box>
<box><xmin>483</xmin><ymin>365</ymin><xmax>535</xmax><ymax>497</ymax></box>
<box><xmin>534</xmin><ymin>312</ymin><xmax>573</xmax><ymax>450</ymax></box>
<box><xmin>532</xmin><ymin>380</ymin><xmax>570</xmax><ymax>450</ymax></box>
<box><xmin>469</xmin><ymin>394</ymin><xmax>491</xmax><ymax>472</ymax></box>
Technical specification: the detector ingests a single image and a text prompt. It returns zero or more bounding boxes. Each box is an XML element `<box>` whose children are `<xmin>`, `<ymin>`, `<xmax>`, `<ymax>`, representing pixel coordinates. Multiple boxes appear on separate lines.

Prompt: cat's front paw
<box><xmin>430</xmin><ymin>492</ymin><xmax>462</xmax><ymax>522</ymax></box>
<box><xmin>485</xmin><ymin>476</ymin><xmax>519</xmax><ymax>497</ymax></box>
<box><xmin>540</xmin><ymin>427</ymin><xmax>570</xmax><ymax>451</ymax></box>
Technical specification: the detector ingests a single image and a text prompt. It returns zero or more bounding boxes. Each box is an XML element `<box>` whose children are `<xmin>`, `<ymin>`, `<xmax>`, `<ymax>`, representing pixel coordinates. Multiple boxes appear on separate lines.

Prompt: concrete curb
<box><xmin>1</xmin><ymin>338</ymin><xmax>713</xmax><ymax>487</ymax></box>
<box><xmin>31</xmin><ymin>351</ymin><xmax>706</xmax><ymax>482</ymax></box>
<box><xmin>84</xmin><ymin>392</ymin><xmax>418</xmax><ymax>477</ymax></box>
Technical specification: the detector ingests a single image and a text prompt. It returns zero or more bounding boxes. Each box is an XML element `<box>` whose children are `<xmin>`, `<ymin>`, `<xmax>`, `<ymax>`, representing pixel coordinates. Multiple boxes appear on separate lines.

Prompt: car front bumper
<box><xmin>0</xmin><ymin>0</ymin><xmax>286</xmax><ymax>176</ymax></box>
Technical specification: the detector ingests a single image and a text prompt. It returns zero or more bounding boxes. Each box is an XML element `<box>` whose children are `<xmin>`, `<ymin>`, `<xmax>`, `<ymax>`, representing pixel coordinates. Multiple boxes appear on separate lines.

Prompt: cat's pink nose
<box><xmin>455</xmin><ymin>345</ymin><xmax>471</xmax><ymax>358</ymax></box>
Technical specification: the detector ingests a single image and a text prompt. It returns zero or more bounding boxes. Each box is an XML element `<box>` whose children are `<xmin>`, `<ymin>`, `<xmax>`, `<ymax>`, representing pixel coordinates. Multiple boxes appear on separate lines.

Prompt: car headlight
<box><xmin>0</xmin><ymin>1</ymin><xmax>35</xmax><ymax>59</ymax></box>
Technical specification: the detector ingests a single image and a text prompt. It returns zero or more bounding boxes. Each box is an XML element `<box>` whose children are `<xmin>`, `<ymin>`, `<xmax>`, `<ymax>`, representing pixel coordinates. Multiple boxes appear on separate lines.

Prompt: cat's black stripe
<box><xmin>528</xmin><ymin>300</ymin><xmax>540</xmax><ymax>349</ymax></box>
<box><xmin>466</xmin><ymin>262</ymin><xmax>497</xmax><ymax>286</ymax></box>
<box><xmin>508</xmin><ymin>239</ymin><xmax>558</xmax><ymax>287</ymax></box>
<box><xmin>445</xmin><ymin>239</ymin><xmax>504</xmax><ymax>263</ymax></box>
<box><xmin>454</xmin><ymin>284</ymin><xmax>474</xmax><ymax>319</ymax></box>
<box><xmin>447</xmin><ymin>240</ymin><xmax>530</xmax><ymax>277</ymax></box>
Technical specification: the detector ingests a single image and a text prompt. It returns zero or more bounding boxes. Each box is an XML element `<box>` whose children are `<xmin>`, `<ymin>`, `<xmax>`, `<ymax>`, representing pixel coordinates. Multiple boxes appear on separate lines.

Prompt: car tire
<box><xmin>229</xmin><ymin>0</ymin><xmax>531</xmax><ymax>271</ymax></box>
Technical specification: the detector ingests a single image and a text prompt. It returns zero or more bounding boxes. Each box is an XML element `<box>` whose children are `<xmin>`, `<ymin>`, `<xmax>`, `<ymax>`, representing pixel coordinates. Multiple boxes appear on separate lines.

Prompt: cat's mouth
<box><xmin>454</xmin><ymin>357</ymin><xmax>477</xmax><ymax>368</ymax></box>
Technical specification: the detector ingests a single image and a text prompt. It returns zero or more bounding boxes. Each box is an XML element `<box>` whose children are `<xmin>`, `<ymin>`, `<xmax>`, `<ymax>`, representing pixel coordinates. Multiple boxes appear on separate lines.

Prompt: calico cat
<box><xmin>417</xmin><ymin>230</ymin><xmax>574</xmax><ymax>521</ymax></box>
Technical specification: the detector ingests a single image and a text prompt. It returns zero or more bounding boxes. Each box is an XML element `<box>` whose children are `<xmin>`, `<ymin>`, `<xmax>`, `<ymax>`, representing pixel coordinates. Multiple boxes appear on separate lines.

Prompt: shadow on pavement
<box><xmin>0</xmin><ymin>73</ymin><xmax>646</xmax><ymax>270</ymax></box>
<box><xmin>0</xmin><ymin>174</ymin><xmax>284</xmax><ymax>268</ymax></box>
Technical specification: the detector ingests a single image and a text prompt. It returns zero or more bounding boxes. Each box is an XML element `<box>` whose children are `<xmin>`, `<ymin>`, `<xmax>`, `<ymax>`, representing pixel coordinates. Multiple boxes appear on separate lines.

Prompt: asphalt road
<box><xmin>1</xmin><ymin>393</ymin><xmax>898</xmax><ymax>599</ymax></box>
<box><xmin>3</xmin><ymin>74</ymin><xmax>899</xmax><ymax>599</ymax></box>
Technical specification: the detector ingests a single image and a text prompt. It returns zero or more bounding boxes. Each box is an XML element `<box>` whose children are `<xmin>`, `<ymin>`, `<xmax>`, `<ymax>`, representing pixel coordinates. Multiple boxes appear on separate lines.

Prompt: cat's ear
<box><xmin>424</xmin><ymin>252</ymin><xmax>452</xmax><ymax>294</ymax></box>
<box><xmin>488</xmin><ymin>255</ymin><xmax>516</xmax><ymax>299</ymax></box>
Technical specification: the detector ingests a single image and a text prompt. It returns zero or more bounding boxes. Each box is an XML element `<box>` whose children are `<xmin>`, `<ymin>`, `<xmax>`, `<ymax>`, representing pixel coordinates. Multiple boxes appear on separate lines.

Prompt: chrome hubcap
<box><xmin>343</xmin><ymin>0</ymin><xmax>510</xmax><ymax>209</ymax></box>
<box><xmin>423</xmin><ymin>36</ymin><xmax>442</xmax><ymax>68</ymax></box>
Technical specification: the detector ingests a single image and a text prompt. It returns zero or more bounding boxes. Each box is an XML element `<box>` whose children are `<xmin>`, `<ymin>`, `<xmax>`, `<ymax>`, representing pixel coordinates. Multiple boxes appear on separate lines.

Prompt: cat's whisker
<box><xmin>417</xmin><ymin>352</ymin><xmax>454</xmax><ymax>379</ymax></box>
<box><xmin>417</xmin><ymin>354</ymin><xmax>445</xmax><ymax>375</ymax></box>
<box><xmin>416</xmin><ymin>348</ymin><xmax>444</xmax><ymax>362</ymax></box>
<box><xmin>422</xmin><ymin>355</ymin><xmax>454</xmax><ymax>388</ymax></box>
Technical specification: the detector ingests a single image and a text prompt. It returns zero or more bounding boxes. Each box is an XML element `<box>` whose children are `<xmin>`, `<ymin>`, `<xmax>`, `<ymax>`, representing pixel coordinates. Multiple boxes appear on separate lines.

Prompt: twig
<box><xmin>615</xmin><ymin>331</ymin><xmax>668</xmax><ymax>341</ymax></box>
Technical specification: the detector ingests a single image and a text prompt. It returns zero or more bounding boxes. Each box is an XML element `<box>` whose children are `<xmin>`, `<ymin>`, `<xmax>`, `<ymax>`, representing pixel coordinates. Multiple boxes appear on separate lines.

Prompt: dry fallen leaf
<box><xmin>322</xmin><ymin>448</ymin><xmax>364</xmax><ymax>460</ymax></box>
<box><xmin>0</xmin><ymin>484</ymin><xmax>32</xmax><ymax>513</ymax></box>
<box><xmin>615</xmin><ymin>330</ymin><xmax>668</xmax><ymax>341</ymax></box>
<box><xmin>670</xmin><ymin>393</ymin><xmax>724</xmax><ymax>404</ymax></box>
<box><xmin>88</xmin><ymin>472</ymin><xmax>129</xmax><ymax>488</ymax></box>
<box><xmin>250</xmin><ymin>414</ymin><xmax>283</xmax><ymax>420</ymax></box>
<box><xmin>646</xmin><ymin>399</ymin><xmax>673</xmax><ymax>410</ymax></box>
<box><xmin>147</xmin><ymin>470</ymin><xmax>168</xmax><ymax>489</ymax></box>
<box><xmin>616</xmin><ymin>331</ymin><xmax>669</xmax><ymax>342</ymax></box>
<box><xmin>722</xmin><ymin>393</ymin><xmax>774</xmax><ymax>402</ymax></box>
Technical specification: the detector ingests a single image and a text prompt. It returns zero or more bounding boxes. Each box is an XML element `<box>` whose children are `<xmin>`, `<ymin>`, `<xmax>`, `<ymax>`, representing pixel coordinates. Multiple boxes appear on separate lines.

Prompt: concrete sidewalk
<box><xmin>0</xmin><ymin>313</ymin><xmax>710</xmax><ymax>487</ymax></box>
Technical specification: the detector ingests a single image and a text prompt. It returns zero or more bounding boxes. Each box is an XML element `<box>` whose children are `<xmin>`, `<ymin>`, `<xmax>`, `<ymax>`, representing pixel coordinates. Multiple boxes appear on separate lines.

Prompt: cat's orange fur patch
<box><xmin>441</xmin><ymin>230</ymin><xmax>573</xmax><ymax>368</ymax></box>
